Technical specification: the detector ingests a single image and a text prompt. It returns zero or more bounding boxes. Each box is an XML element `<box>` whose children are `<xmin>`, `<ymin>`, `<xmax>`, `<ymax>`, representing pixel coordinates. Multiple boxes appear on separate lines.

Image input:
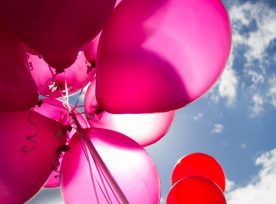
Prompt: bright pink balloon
<box><xmin>85</xmin><ymin>81</ymin><xmax>175</xmax><ymax>146</ymax></box>
<box><xmin>96</xmin><ymin>0</ymin><xmax>232</xmax><ymax>113</ymax></box>
<box><xmin>0</xmin><ymin>0</ymin><xmax>116</xmax><ymax>69</ymax></box>
<box><xmin>34</xmin><ymin>98</ymin><xmax>88</xmax><ymax>188</ymax></box>
<box><xmin>0</xmin><ymin>22</ymin><xmax>38</xmax><ymax>111</ymax></box>
<box><xmin>28</xmin><ymin>52</ymin><xmax>95</xmax><ymax>98</ymax></box>
<box><xmin>0</xmin><ymin>111</ymin><xmax>66</xmax><ymax>203</ymax></box>
<box><xmin>167</xmin><ymin>177</ymin><xmax>226</xmax><ymax>204</ymax></box>
<box><xmin>172</xmin><ymin>153</ymin><xmax>226</xmax><ymax>191</ymax></box>
<box><xmin>61</xmin><ymin>128</ymin><xmax>161</xmax><ymax>204</ymax></box>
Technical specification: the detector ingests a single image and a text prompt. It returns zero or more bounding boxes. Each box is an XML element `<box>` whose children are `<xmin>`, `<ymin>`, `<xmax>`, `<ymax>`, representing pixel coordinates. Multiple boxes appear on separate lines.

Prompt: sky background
<box><xmin>28</xmin><ymin>0</ymin><xmax>276</xmax><ymax>203</ymax></box>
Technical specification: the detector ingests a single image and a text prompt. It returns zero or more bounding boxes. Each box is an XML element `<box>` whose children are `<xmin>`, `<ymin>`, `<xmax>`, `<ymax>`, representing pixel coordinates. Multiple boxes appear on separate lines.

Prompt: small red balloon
<box><xmin>172</xmin><ymin>153</ymin><xmax>226</xmax><ymax>191</ymax></box>
<box><xmin>167</xmin><ymin>177</ymin><xmax>226</xmax><ymax>204</ymax></box>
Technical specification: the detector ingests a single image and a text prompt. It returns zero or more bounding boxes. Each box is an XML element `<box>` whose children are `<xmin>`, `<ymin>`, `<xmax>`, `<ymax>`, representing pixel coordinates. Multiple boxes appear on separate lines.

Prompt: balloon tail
<box><xmin>71</xmin><ymin>113</ymin><xmax>129</xmax><ymax>204</ymax></box>
<box><xmin>21</xmin><ymin>111</ymin><xmax>39</xmax><ymax>153</ymax></box>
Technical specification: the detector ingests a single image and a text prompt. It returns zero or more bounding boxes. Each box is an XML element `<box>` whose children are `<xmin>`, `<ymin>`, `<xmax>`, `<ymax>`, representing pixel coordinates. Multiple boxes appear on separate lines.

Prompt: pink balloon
<box><xmin>0</xmin><ymin>22</ymin><xmax>38</xmax><ymax>112</ymax></box>
<box><xmin>0</xmin><ymin>0</ymin><xmax>116</xmax><ymax>69</ymax></box>
<box><xmin>61</xmin><ymin>128</ymin><xmax>161</xmax><ymax>204</ymax></box>
<box><xmin>28</xmin><ymin>52</ymin><xmax>95</xmax><ymax>98</ymax></box>
<box><xmin>85</xmin><ymin>81</ymin><xmax>175</xmax><ymax>146</ymax></box>
<box><xmin>0</xmin><ymin>111</ymin><xmax>66</xmax><ymax>203</ymax></box>
<box><xmin>96</xmin><ymin>0</ymin><xmax>232</xmax><ymax>113</ymax></box>
<box><xmin>34</xmin><ymin>98</ymin><xmax>88</xmax><ymax>188</ymax></box>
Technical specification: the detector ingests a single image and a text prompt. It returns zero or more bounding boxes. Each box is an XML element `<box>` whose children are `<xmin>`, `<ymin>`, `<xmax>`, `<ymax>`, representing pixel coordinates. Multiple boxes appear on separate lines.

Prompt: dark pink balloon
<box><xmin>96</xmin><ymin>0</ymin><xmax>232</xmax><ymax>113</ymax></box>
<box><xmin>0</xmin><ymin>0</ymin><xmax>116</xmax><ymax>69</ymax></box>
<box><xmin>82</xmin><ymin>34</ymin><xmax>100</xmax><ymax>65</ymax></box>
<box><xmin>85</xmin><ymin>81</ymin><xmax>175</xmax><ymax>146</ymax></box>
<box><xmin>34</xmin><ymin>98</ymin><xmax>88</xmax><ymax>188</ymax></box>
<box><xmin>28</xmin><ymin>52</ymin><xmax>95</xmax><ymax>98</ymax></box>
<box><xmin>0</xmin><ymin>111</ymin><xmax>66</xmax><ymax>203</ymax></box>
<box><xmin>61</xmin><ymin>128</ymin><xmax>160</xmax><ymax>204</ymax></box>
<box><xmin>0</xmin><ymin>22</ymin><xmax>38</xmax><ymax>111</ymax></box>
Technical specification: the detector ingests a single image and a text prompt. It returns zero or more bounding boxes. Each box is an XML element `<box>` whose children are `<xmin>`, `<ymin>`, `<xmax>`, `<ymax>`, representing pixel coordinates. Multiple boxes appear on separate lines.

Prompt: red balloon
<box><xmin>85</xmin><ymin>81</ymin><xmax>175</xmax><ymax>146</ymax></box>
<box><xmin>96</xmin><ymin>0</ymin><xmax>231</xmax><ymax>113</ymax></box>
<box><xmin>167</xmin><ymin>177</ymin><xmax>226</xmax><ymax>204</ymax></box>
<box><xmin>0</xmin><ymin>111</ymin><xmax>66</xmax><ymax>203</ymax></box>
<box><xmin>33</xmin><ymin>98</ymin><xmax>88</xmax><ymax>188</ymax></box>
<box><xmin>0</xmin><ymin>22</ymin><xmax>38</xmax><ymax>111</ymax></box>
<box><xmin>0</xmin><ymin>0</ymin><xmax>116</xmax><ymax>69</ymax></box>
<box><xmin>28</xmin><ymin>52</ymin><xmax>95</xmax><ymax>98</ymax></box>
<box><xmin>172</xmin><ymin>153</ymin><xmax>226</xmax><ymax>191</ymax></box>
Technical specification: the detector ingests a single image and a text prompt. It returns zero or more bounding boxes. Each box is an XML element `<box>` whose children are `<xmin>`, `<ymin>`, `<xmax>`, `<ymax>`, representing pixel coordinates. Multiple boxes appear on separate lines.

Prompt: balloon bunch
<box><xmin>167</xmin><ymin>153</ymin><xmax>227</xmax><ymax>204</ymax></box>
<box><xmin>0</xmin><ymin>0</ymin><xmax>231</xmax><ymax>203</ymax></box>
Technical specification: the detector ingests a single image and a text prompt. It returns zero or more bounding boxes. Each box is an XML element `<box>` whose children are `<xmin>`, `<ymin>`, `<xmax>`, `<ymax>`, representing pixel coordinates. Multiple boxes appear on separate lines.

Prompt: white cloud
<box><xmin>250</xmin><ymin>94</ymin><xmax>264</xmax><ymax>117</ymax></box>
<box><xmin>267</xmin><ymin>76</ymin><xmax>276</xmax><ymax>107</ymax></box>
<box><xmin>218</xmin><ymin>64</ymin><xmax>239</xmax><ymax>106</ymax></box>
<box><xmin>208</xmin><ymin>2</ymin><xmax>276</xmax><ymax>116</ymax></box>
<box><xmin>227</xmin><ymin>148</ymin><xmax>276</xmax><ymax>204</ymax></box>
<box><xmin>230</xmin><ymin>2</ymin><xmax>276</xmax><ymax>64</ymax></box>
<box><xmin>212</xmin><ymin>123</ymin><xmax>225</xmax><ymax>134</ymax></box>
<box><xmin>226</xmin><ymin>179</ymin><xmax>235</xmax><ymax>192</ymax></box>
<box><xmin>193</xmin><ymin>113</ymin><xmax>204</xmax><ymax>121</ymax></box>
<box><xmin>208</xmin><ymin>56</ymin><xmax>239</xmax><ymax>106</ymax></box>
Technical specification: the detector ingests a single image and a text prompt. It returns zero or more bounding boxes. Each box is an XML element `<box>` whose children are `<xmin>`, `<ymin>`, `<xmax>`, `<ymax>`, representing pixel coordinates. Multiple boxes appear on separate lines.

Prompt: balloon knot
<box><xmin>64</xmin><ymin>125</ymin><xmax>73</xmax><ymax>132</ymax></box>
<box><xmin>37</xmin><ymin>100</ymin><xmax>43</xmax><ymax>107</ymax></box>
<box><xmin>56</xmin><ymin>144</ymin><xmax>70</xmax><ymax>154</ymax></box>
<box><xmin>86</xmin><ymin>59</ymin><xmax>96</xmax><ymax>74</ymax></box>
<box><xmin>56</xmin><ymin>69</ymin><xmax>65</xmax><ymax>74</ymax></box>
<box><xmin>94</xmin><ymin>106</ymin><xmax>104</xmax><ymax>115</ymax></box>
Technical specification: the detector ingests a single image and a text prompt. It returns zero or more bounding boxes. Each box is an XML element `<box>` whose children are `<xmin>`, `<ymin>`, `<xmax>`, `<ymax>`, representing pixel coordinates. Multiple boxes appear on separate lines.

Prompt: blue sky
<box><xmin>28</xmin><ymin>0</ymin><xmax>276</xmax><ymax>203</ymax></box>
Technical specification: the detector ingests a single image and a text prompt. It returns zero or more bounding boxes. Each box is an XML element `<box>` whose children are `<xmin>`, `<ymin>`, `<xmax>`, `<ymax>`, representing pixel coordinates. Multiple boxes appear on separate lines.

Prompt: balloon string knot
<box><xmin>37</xmin><ymin>100</ymin><xmax>43</xmax><ymax>107</ymax></box>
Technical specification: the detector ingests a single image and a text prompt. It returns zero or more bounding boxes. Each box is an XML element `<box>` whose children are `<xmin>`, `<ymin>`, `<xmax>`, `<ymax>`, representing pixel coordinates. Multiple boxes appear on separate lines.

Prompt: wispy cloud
<box><xmin>227</xmin><ymin>148</ymin><xmax>276</xmax><ymax>204</ymax></box>
<box><xmin>212</xmin><ymin>123</ymin><xmax>225</xmax><ymax>134</ymax></box>
<box><xmin>208</xmin><ymin>1</ymin><xmax>276</xmax><ymax>116</ymax></box>
<box><xmin>226</xmin><ymin>178</ymin><xmax>235</xmax><ymax>192</ymax></box>
<box><xmin>193</xmin><ymin>113</ymin><xmax>204</xmax><ymax>121</ymax></box>
<box><xmin>230</xmin><ymin>2</ymin><xmax>276</xmax><ymax>64</ymax></box>
<box><xmin>267</xmin><ymin>76</ymin><xmax>276</xmax><ymax>108</ymax></box>
<box><xmin>250</xmin><ymin>94</ymin><xmax>265</xmax><ymax>117</ymax></box>
<box><xmin>208</xmin><ymin>55</ymin><xmax>239</xmax><ymax>106</ymax></box>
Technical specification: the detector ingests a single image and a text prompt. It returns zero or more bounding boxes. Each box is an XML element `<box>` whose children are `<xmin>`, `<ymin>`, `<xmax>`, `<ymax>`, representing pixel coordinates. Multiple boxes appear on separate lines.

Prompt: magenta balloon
<box><xmin>0</xmin><ymin>111</ymin><xmax>66</xmax><ymax>203</ymax></box>
<box><xmin>0</xmin><ymin>22</ymin><xmax>38</xmax><ymax>112</ymax></box>
<box><xmin>83</xmin><ymin>34</ymin><xmax>100</xmax><ymax>65</ymax></box>
<box><xmin>61</xmin><ymin>128</ymin><xmax>161</xmax><ymax>204</ymax></box>
<box><xmin>28</xmin><ymin>52</ymin><xmax>95</xmax><ymax>98</ymax></box>
<box><xmin>85</xmin><ymin>81</ymin><xmax>175</xmax><ymax>146</ymax></box>
<box><xmin>0</xmin><ymin>0</ymin><xmax>116</xmax><ymax>69</ymax></box>
<box><xmin>34</xmin><ymin>98</ymin><xmax>88</xmax><ymax>188</ymax></box>
<box><xmin>96</xmin><ymin>0</ymin><xmax>232</xmax><ymax>113</ymax></box>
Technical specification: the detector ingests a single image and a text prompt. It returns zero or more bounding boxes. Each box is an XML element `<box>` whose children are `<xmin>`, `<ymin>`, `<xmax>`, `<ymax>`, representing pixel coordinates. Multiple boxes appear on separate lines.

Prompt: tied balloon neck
<box><xmin>86</xmin><ymin>59</ymin><xmax>96</xmax><ymax>74</ymax></box>
<box><xmin>85</xmin><ymin>106</ymin><xmax>104</xmax><ymax>122</ymax></box>
<box><xmin>55</xmin><ymin>69</ymin><xmax>65</xmax><ymax>74</ymax></box>
<box><xmin>55</xmin><ymin>125</ymin><xmax>72</xmax><ymax>138</ymax></box>
<box><xmin>37</xmin><ymin>100</ymin><xmax>43</xmax><ymax>107</ymax></box>
<box><xmin>56</xmin><ymin>144</ymin><xmax>70</xmax><ymax>154</ymax></box>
